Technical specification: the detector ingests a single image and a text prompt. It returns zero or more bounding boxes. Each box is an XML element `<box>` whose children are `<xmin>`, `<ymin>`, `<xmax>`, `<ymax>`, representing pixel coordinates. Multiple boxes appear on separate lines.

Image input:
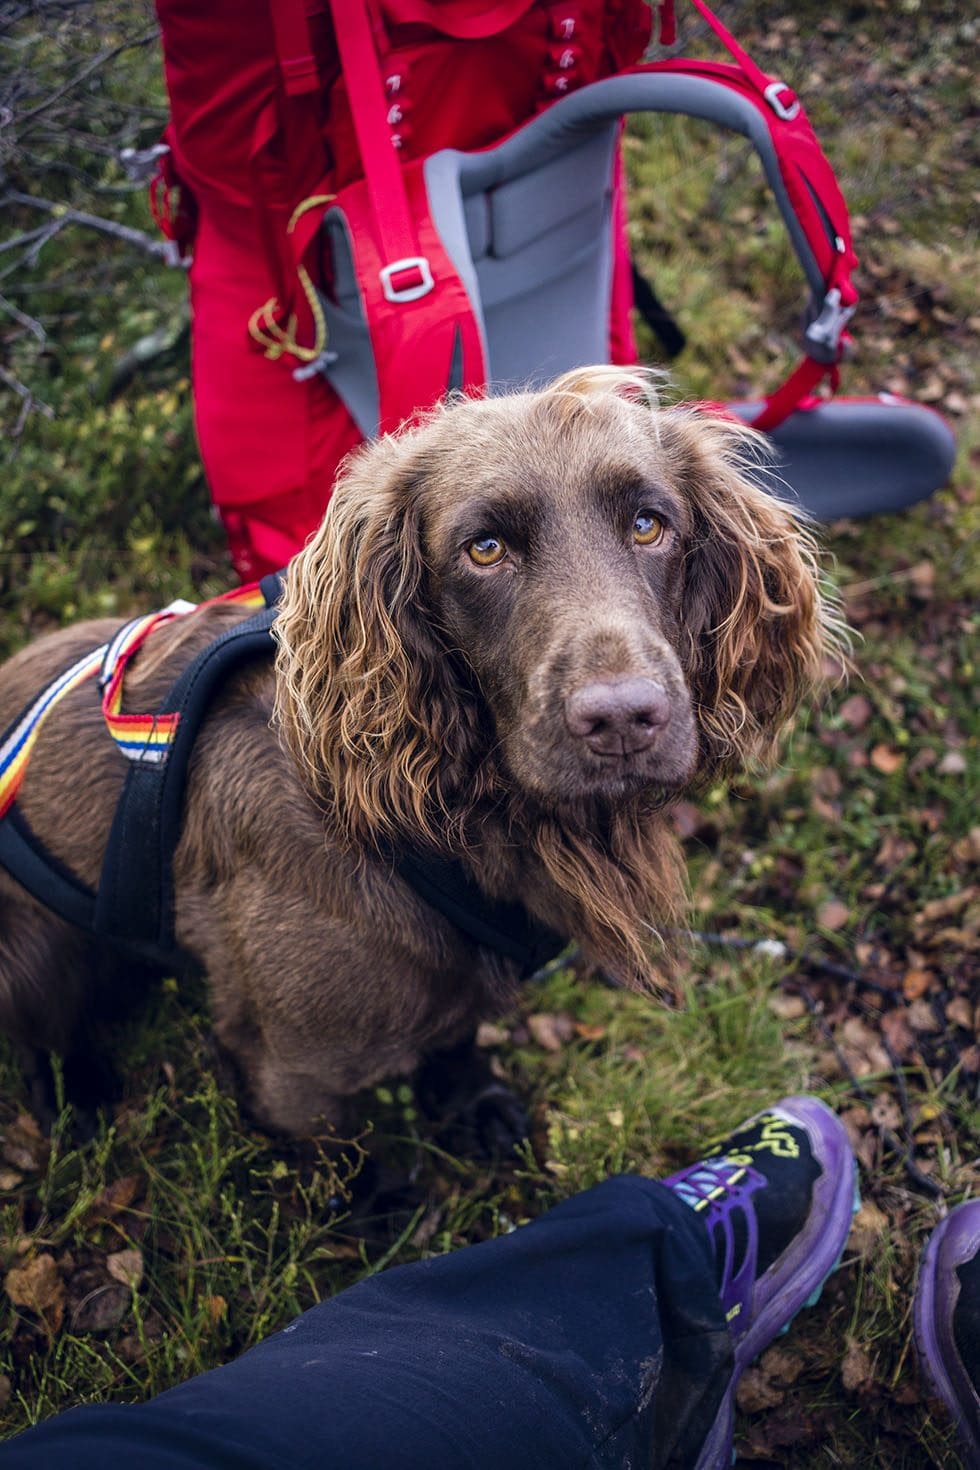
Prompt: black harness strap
<box><xmin>395</xmin><ymin>850</ymin><xmax>565</xmax><ymax>977</ymax></box>
<box><xmin>0</xmin><ymin>803</ymin><xmax>97</xmax><ymax>932</ymax></box>
<box><xmin>0</xmin><ymin>569</ymin><xmax>567</xmax><ymax>977</ymax></box>
<box><xmin>94</xmin><ymin>605</ymin><xmax>279</xmax><ymax>957</ymax></box>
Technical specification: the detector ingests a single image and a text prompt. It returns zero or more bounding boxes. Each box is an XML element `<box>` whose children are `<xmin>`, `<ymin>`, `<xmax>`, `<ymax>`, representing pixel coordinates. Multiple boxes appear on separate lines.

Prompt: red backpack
<box><xmin>152</xmin><ymin>0</ymin><xmax>954</xmax><ymax>577</ymax></box>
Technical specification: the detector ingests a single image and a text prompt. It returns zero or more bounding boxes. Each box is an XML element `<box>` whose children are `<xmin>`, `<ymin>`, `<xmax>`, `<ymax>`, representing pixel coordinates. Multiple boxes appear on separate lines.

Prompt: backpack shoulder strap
<box><xmin>631</xmin><ymin>0</ymin><xmax>858</xmax><ymax>430</ymax></box>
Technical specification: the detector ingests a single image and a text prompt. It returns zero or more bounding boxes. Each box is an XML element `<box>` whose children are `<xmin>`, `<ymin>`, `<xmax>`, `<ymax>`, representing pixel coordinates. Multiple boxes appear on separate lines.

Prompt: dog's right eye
<box><xmin>467</xmin><ymin>536</ymin><xmax>506</xmax><ymax>567</ymax></box>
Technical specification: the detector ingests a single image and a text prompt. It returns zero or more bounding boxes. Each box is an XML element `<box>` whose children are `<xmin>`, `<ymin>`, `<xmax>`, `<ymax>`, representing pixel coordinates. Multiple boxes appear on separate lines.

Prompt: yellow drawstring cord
<box><xmin>248</xmin><ymin>193</ymin><xmax>336</xmax><ymax>363</ymax></box>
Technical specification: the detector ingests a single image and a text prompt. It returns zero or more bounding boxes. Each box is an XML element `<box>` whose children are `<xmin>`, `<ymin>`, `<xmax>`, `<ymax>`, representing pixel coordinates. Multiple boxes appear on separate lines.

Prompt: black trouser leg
<box><xmin>0</xmin><ymin>1176</ymin><xmax>731</xmax><ymax>1469</ymax></box>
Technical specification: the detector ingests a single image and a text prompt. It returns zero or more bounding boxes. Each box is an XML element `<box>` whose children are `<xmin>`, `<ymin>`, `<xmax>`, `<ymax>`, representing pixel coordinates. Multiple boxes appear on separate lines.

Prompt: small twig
<box><xmin>0</xmin><ymin>289</ymin><xmax>46</xmax><ymax>342</ymax></box>
<box><xmin>15</xmin><ymin>30</ymin><xmax>159</xmax><ymax>130</ymax></box>
<box><xmin>5</xmin><ymin>192</ymin><xmax>179</xmax><ymax>264</ymax></box>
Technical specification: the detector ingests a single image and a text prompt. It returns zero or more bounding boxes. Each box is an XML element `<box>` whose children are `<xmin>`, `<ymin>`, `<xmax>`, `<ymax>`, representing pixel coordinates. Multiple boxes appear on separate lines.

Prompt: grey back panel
<box><xmin>428</xmin><ymin>124</ymin><xmax>620</xmax><ymax>391</ymax></box>
<box><xmin>729</xmin><ymin>397</ymin><xmax>957</xmax><ymax>519</ymax></box>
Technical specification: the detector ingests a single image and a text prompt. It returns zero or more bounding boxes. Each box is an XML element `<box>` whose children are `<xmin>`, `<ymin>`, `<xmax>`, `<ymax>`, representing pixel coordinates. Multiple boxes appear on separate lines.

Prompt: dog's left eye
<box><xmin>633</xmin><ymin>511</ymin><xmax>665</xmax><ymax>546</ymax></box>
<box><xmin>467</xmin><ymin>536</ymin><xmax>507</xmax><ymax>567</ymax></box>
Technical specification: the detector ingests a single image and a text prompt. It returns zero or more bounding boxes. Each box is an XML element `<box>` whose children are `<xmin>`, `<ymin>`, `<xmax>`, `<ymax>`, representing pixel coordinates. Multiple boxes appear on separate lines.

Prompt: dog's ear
<box><xmin>664</xmin><ymin>411</ymin><xmax>839</xmax><ymax>777</ymax></box>
<box><xmin>273</xmin><ymin>432</ymin><xmax>483</xmax><ymax>849</ymax></box>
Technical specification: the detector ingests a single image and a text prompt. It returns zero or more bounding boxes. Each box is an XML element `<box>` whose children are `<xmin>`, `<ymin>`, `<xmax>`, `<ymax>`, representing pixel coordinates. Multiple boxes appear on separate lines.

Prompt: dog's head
<box><xmin>275</xmin><ymin>366</ymin><xmax>835</xmax><ymax>852</ymax></box>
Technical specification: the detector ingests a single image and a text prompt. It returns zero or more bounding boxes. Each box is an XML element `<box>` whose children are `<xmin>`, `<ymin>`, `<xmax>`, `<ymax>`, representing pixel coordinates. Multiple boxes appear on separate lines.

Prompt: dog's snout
<box><xmin>564</xmin><ymin>678</ymin><xmax>671</xmax><ymax>757</ymax></box>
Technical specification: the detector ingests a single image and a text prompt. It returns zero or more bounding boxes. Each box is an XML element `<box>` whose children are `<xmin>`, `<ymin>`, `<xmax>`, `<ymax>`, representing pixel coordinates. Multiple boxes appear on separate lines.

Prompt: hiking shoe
<box><xmin>665</xmin><ymin>1095</ymin><xmax>857</xmax><ymax>1470</ymax></box>
<box><xmin>913</xmin><ymin>1200</ymin><xmax>980</xmax><ymax>1469</ymax></box>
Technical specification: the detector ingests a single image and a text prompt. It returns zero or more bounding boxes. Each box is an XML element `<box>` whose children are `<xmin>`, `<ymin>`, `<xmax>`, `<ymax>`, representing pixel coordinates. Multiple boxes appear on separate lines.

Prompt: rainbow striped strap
<box><xmin>0</xmin><ymin>644</ymin><xmax>107</xmax><ymax>820</ymax></box>
<box><xmin>0</xmin><ymin>582</ymin><xmax>268</xmax><ymax>819</ymax></box>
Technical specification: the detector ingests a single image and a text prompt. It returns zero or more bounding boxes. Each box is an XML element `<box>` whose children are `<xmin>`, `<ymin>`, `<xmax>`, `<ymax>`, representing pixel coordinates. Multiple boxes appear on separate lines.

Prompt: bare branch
<box><xmin>0</xmin><ymin>288</ymin><xmax>46</xmax><ymax>341</ymax></box>
<box><xmin>5</xmin><ymin>191</ymin><xmax>181</xmax><ymax>264</ymax></box>
<box><xmin>15</xmin><ymin>29</ymin><xmax>159</xmax><ymax>131</ymax></box>
<box><xmin>0</xmin><ymin>363</ymin><xmax>54</xmax><ymax>437</ymax></box>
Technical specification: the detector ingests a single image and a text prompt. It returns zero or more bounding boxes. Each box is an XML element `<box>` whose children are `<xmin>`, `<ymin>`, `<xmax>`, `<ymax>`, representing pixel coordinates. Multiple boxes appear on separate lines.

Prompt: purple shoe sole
<box><xmin>913</xmin><ymin>1202</ymin><xmax>980</xmax><ymax>1470</ymax></box>
<box><xmin>693</xmin><ymin>1096</ymin><xmax>858</xmax><ymax>1470</ymax></box>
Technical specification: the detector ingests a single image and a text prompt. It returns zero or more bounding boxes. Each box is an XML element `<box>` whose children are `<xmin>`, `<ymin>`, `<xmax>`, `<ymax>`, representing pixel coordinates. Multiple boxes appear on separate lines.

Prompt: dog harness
<box><xmin>0</xmin><ymin>576</ymin><xmax>563</xmax><ymax>977</ymax></box>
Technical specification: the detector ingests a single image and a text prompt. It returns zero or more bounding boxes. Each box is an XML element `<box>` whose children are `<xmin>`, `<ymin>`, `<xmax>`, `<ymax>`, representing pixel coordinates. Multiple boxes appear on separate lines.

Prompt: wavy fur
<box><xmin>274</xmin><ymin>367</ymin><xmax>840</xmax><ymax>991</ymax></box>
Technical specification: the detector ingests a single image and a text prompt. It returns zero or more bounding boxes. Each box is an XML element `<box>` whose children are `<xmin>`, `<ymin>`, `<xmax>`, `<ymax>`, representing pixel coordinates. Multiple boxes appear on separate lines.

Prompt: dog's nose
<box><xmin>564</xmin><ymin>678</ymin><xmax>671</xmax><ymax>756</ymax></box>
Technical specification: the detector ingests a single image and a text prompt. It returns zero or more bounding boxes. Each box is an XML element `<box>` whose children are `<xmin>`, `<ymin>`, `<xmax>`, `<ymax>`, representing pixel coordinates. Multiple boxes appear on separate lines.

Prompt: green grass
<box><xmin>1</xmin><ymin>2</ymin><xmax>978</xmax><ymax>1465</ymax></box>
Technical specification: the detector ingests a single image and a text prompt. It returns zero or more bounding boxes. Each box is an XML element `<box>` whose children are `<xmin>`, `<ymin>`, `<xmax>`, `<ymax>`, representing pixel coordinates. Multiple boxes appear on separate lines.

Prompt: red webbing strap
<box><xmin>380</xmin><ymin>0</ymin><xmax>536</xmax><ymax>39</ymax></box>
<box><xmin>268</xmin><ymin>1</ymin><xmax>320</xmax><ymax>96</ymax></box>
<box><xmin>751</xmin><ymin>357</ymin><xmax>837</xmax><ymax>433</ymax></box>
<box><xmin>685</xmin><ymin>0</ymin><xmax>785</xmax><ymax>102</ymax></box>
<box><xmin>645</xmin><ymin>2</ymin><xmax>860</xmax><ymax>432</ymax></box>
<box><xmin>328</xmin><ymin>0</ymin><xmax>422</xmax><ymax>282</ymax></box>
<box><xmin>658</xmin><ymin>1</ymin><xmax>677</xmax><ymax>46</ymax></box>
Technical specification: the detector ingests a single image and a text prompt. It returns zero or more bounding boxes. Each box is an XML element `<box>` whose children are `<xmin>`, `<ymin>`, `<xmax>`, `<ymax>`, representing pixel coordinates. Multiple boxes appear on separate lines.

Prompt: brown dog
<box><xmin>0</xmin><ymin>368</ymin><xmax>835</xmax><ymax>1138</ymax></box>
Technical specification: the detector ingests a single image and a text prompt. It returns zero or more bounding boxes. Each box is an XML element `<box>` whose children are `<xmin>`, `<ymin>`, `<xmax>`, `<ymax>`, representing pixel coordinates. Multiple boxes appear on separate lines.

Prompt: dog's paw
<box><xmin>463</xmin><ymin>1080</ymin><xmax>529</xmax><ymax>1159</ymax></box>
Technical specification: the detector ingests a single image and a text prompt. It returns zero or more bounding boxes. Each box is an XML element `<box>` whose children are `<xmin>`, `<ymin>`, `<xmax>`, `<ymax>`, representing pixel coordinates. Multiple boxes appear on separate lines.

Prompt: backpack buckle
<box><xmin>380</xmin><ymin>257</ymin><xmax>434</xmax><ymax>304</ymax></box>
<box><xmin>763</xmin><ymin>80</ymin><xmax>800</xmax><ymax>121</ymax></box>
<box><xmin>804</xmin><ymin>287</ymin><xmax>856</xmax><ymax>362</ymax></box>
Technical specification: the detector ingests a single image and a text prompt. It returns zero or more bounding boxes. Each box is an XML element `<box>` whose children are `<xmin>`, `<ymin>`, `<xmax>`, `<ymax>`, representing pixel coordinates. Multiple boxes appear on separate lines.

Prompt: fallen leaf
<box><xmin>870</xmin><ymin>1093</ymin><xmax>902</xmax><ymax>1132</ymax></box>
<box><xmin>0</xmin><ymin>1114</ymin><xmax>47</xmax><ymax>1175</ymax></box>
<box><xmin>902</xmin><ymin>968</ymin><xmax>933</xmax><ymax>1001</ymax></box>
<box><xmin>0</xmin><ymin>1374</ymin><xmax>10</xmax><ymax>1412</ymax></box>
<box><xmin>736</xmin><ymin>1363</ymin><xmax>785</xmax><ymax>1413</ymax></box>
<box><xmin>86</xmin><ymin>1174</ymin><xmax>142</xmax><ymax>1223</ymax></box>
<box><xmin>527</xmin><ymin>1013</ymin><xmax>574</xmax><ymax>1052</ymax></box>
<box><xmin>203</xmin><ymin>1294</ymin><xmax>227</xmax><ymax>1327</ymax></box>
<box><xmin>841</xmin><ymin>1340</ymin><xmax>874</xmax><ymax>1393</ymax></box>
<box><xmin>106</xmin><ymin>1249</ymin><xmax>143</xmax><ymax>1291</ymax></box>
<box><xmin>605</xmin><ymin>1108</ymin><xmax>624</xmax><ymax>1129</ymax></box>
<box><xmin>69</xmin><ymin>1272</ymin><xmax>130</xmax><ymax>1333</ymax></box>
<box><xmin>851</xmin><ymin>1200</ymin><xmax>889</xmax><ymax>1256</ymax></box>
<box><xmin>574</xmin><ymin>1023</ymin><xmax>606</xmax><ymax>1041</ymax></box>
<box><xmin>875</xmin><ymin>833</ymin><xmax>915</xmax><ymax>869</ymax></box>
<box><xmin>0</xmin><ymin>1170</ymin><xmax>23</xmax><ymax>1191</ymax></box>
<box><xmin>817</xmin><ymin>898</ymin><xmax>850</xmax><ymax>931</ymax></box>
<box><xmin>938</xmin><ymin>750</ymin><xmax>967</xmax><ymax>775</ymax></box>
<box><xmin>918</xmin><ymin>889</ymin><xmax>976</xmax><ymax>924</ymax></box>
<box><xmin>907</xmin><ymin>999</ymin><xmax>942</xmax><ymax>1035</ymax></box>
<box><xmin>475</xmin><ymin>1022</ymin><xmax>508</xmax><ymax>1048</ymax></box>
<box><xmin>5</xmin><ymin>1254</ymin><xmax>64</xmax><ymax>1334</ymax></box>
<box><xmin>881</xmin><ymin>1008</ymin><xmax>916</xmax><ymax>1059</ymax></box>
<box><xmin>945</xmin><ymin>996</ymin><xmax>975</xmax><ymax>1031</ymax></box>
<box><xmin>768</xmin><ymin>993</ymin><xmax>807</xmax><ymax>1020</ymax></box>
<box><xmin>870</xmin><ymin>744</ymin><xmax>904</xmax><ymax>775</ymax></box>
<box><xmin>758</xmin><ymin>1345</ymin><xmax>805</xmax><ymax>1387</ymax></box>
<box><xmin>838</xmin><ymin>693</ymin><xmax>872</xmax><ymax>729</ymax></box>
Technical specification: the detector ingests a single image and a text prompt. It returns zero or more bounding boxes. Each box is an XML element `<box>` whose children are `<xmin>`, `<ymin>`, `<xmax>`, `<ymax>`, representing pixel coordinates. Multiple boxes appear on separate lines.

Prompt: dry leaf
<box><xmin>475</xmin><ymin>1022</ymin><xmax>508</xmax><ymax>1048</ymax></box>
<box><xmin>817</xmin><ymin>898</ymin><xmax>850</xmax><ymax>931</ymax></box>
<box><xmin>758</xmin><ymin>1345</ymin><xmax>805</xmax><ymax>1387</ymax></box>
<box><xmin>769</xmin><ymin>993</ymin><xmax>807</xmax><ymax>1020</ymax></box>
<box><xmin>527</xmin><ymin>1013</ymin><xmax>573</xmax><ymax>1052</ymax></box>
<box><xmin>838</xmin><ymin>693</ymin><xmax>872</xmax><ymax>729</ymax></box>
<box><xmin>841</xmin><ymin>1340</ymin><xmax>874</xmax><ymax>1393</ymax></box>
<box><xmin>946</xmin><ymin>996</ymin><xmax>975</xmax><ymax>1031</ymax></box>
<box><xmin>938</xmin><ymin>750</ymin><xmax>967</xmax><ymax>775</ymax></box>
<box><xmin>902</xmin><ymin>968</ymin><xmax>933</xmax><ymax>1001</ymax></box>
<box><xmin>851</xmin><ymin>1200</ymin><xmax>889</xmax><ymax>1256</ymax></box>
<box><xmin>5</xmin><ymin>1254</ymin><xmax>64</xmax><ymax>1334</ymax></box>
<box><xmin>870</xmin><ymin>744</ymin><xmax>904</xmax><ymax>775</ymax></box>
<box><xmin>0</xmin><ymin>1170</ymin><xmax>22</xmax><ymax>1191</ymax></box>
<box><xmin>0</xmin><ymin>1114</ymin><xmax>47</xmax><ymax>1175</ymax></box>
<box><xmin>918</xmin><ymin>889</ymin><xmax>976</xmax><ymax>924</ymax></box>
<box><xmin>870</xmin><ymin>1093</ymin><xmax>902</xmax><ymax>1132</ymax></box>
<box><xmin>106</xmin><ymin>1249</ymin><xmax>143</xmax><ymax>1291</ymax></box>
<box><xmin>907</xmin><ymin>999</ymin><xmax>942</xmax><ymax>1035</ymax></box>
<box><xmin>880</xmin><ymin>1008</ymin><xmax>916</xmax><ymax>1059</ymax></box>
<box><xmin>736</xmin><ymin>1363</ymin><xmax>785</xmax><ymax>1413</ymax></box>
<box><xmin>86</xmin><ymin>1174</ymin><xmax>142</xmax><ymax>1223</ymax></box>
<box><xmin>203</xmin><ymin>1294</ymin><xmax>227</xmax><ymax>1327</ymax></box>
<box><xmin>574</xmin><ymin>1023</ymin><xmax>606</xmax><ymax>1041</ymax></box>
<box><xmin>0</xmin><ymin>1374</ymin><xmax>10</xmax><ymax>1412</ymax></box>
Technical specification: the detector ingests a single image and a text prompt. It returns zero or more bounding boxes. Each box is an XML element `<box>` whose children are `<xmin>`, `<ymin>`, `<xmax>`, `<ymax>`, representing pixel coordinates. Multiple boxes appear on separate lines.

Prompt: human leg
<box><xmin>0</xmin><ymin>1096</ymin><xmax>854</xmax><ymax>1470</ymax></box>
